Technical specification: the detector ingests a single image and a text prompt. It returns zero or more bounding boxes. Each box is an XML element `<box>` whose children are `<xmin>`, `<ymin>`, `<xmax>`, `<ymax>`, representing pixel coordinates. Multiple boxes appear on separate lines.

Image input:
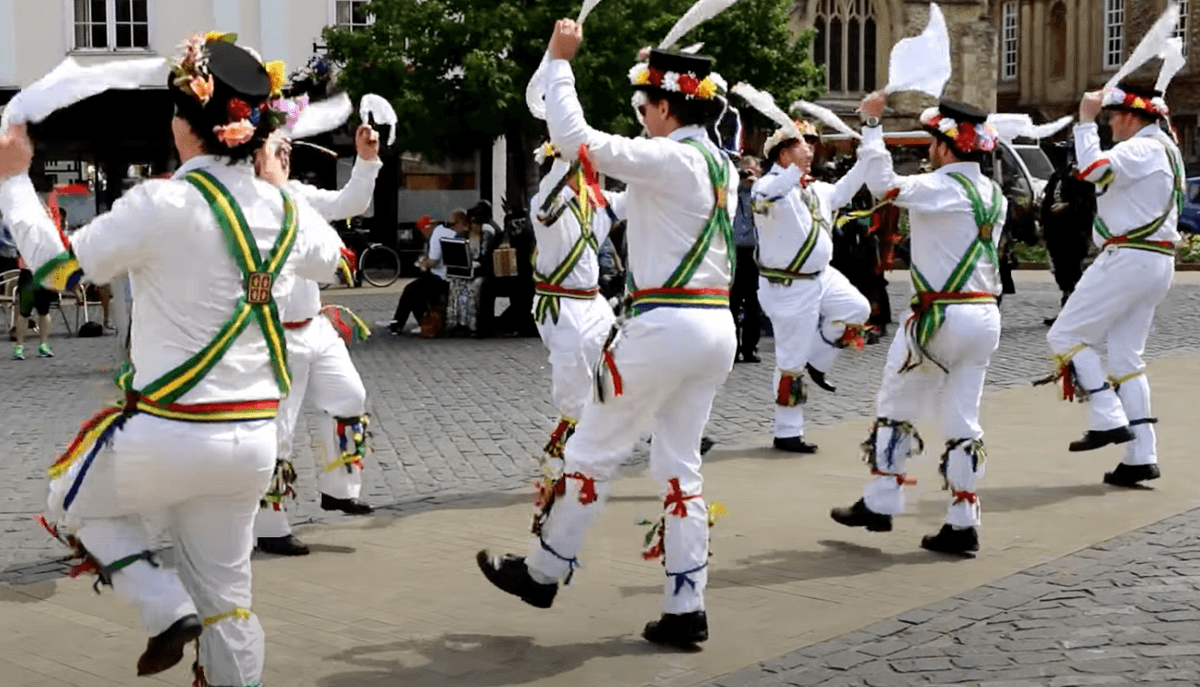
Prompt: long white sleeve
<box><xmin>286</xmin><ymin>156</ymin><xmax>382</xmax><ymax>222</ymax></box>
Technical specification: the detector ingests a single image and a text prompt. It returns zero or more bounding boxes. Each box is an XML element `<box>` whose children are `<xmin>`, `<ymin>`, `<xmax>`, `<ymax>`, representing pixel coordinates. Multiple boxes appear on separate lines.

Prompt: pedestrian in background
<box><xmin>731</xmin><ymin>155</ymin><xmax>762</xmax><ymax>363</ymax></box>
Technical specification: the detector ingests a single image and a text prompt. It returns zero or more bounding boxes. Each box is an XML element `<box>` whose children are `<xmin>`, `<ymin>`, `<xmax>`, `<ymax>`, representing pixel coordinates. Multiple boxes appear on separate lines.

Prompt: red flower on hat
<box><xmin>955</xmin><ymin>122</ymin><xmax>976</xmax><ymax>152</ymax></box>
<box><xmin>647</xmin><ymin>67</ymin><xmax>665</xmax><ymax>87</ymax></box>
<box><xmin>227</xmin><ymin>98</ymin><xmax>252</xmax><ymax>122</ymax></box>
<box><xmin>678</xmin><ymin>74</ymin><xmax>699</xmax><ymax>95</ymax></box>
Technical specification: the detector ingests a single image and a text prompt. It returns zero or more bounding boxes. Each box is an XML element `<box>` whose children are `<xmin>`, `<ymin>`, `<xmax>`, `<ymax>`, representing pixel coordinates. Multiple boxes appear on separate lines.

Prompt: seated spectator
<box><xmin>13</xmin><ymin>265</ymin><xmax>54</xmax><ymax>359</ymax></box>
<box><xmin>445</xmin><ymin>209</ymin><xmax>497</xmax><ymax>335</ymax></box>
<box><xmin>475</xmin><ymin>199</ymin><xmax>536</xmax><ymax>337</ymax></box>
<box><xmin>390</xmin><ymin>212</ymin><xmax>462</xmax><ymax>335</ymax></box>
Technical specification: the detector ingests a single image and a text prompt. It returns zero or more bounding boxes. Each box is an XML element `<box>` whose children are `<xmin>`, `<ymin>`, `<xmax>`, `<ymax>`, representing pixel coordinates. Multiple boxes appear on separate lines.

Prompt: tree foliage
<box><xmin>325</xmin><ymin>0</ymin><xmax>825</xmax><ymax>161</ymax></box>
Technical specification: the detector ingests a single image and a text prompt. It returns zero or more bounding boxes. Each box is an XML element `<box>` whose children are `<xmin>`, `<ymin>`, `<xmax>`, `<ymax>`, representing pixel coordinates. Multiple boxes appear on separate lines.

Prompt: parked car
<box><xmin>1180</xmin><ymin>176</ymin><xmax>1200</xmax><ymax>234</ymax></box>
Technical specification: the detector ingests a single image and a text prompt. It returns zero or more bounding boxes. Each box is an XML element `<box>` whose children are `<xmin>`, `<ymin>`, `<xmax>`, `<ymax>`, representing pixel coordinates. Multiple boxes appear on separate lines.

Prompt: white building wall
<box><xmin>3</xmin><ymin>0</ymin><xmax>331</xmax><ymax>88</ymax></box>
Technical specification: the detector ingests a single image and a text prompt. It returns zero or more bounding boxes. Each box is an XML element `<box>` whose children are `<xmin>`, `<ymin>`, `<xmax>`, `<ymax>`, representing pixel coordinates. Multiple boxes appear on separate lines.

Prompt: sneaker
<box><xmin>37</xmin><ymin>343</ymin><xmax>53</xmax><ymax>358</ymax></box>
<box><xmin>11</xmin><ymin>344</ymin><xmax>23</xmax><ymax>360</ymax></box>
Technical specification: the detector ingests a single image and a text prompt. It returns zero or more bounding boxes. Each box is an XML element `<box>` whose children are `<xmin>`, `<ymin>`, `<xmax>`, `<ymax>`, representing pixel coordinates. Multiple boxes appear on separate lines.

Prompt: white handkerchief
<box><xmin>883</xmin><ymin>3</ymin><xmax>951</xmax><ymax>98</ymax></box>
<box><xmin>2</xmin><ymin>57</ymin><xmax>167</xmax><ymax>132</ymax></box>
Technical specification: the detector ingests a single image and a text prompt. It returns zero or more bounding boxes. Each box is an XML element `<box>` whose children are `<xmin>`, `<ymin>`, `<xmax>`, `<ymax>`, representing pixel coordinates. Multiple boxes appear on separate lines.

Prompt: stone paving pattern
<box><xmin>697</xmin><ymin>509</ymin><xmax>1200</xmax><ymax>687</ymax></box>
<box><xmin>2</xmin><ymin>277</ymin><xmax>1200</xmax><ymax>573</ymax></box>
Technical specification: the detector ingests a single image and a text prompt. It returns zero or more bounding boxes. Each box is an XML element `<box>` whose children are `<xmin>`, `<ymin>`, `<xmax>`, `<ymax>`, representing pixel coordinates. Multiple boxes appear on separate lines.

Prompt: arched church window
<box><xmin>813</xmin><ymin>0</ymin><xmax>877</xmax><ymax>93</ymax></box>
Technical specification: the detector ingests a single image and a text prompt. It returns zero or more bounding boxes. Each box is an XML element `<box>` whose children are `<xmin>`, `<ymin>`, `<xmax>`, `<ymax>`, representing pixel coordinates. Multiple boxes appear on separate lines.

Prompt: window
<box><xmin>1104</xmin><ymin>0</ymin><xmax>1124</xmax><ymax>70</ymax></box>
<box><xmin>1173</xmin><ymin>0</ymin><xmax>1189</xmax><ymax>57</ymax></box>
<box><xmin>1001</xmin><ymin>1</ymin><xmax>1018</xmax><ymax>82</ymax></box>
<box><xmin>73</xmin><ymin>0</ymin><xmax>149</xmax><ymax>50</ymax></box>
<box><xmin>813</xmin><ymin>0</ymin><xmax>877</xmax><ymax>93</ymax></box>
<box><xmin>1050</xmin><ymin>2</ymin><xmax>1067</xmax><ymax>78</ymax></box>
<box><xmin>335</xmin><ymin>0</ymin><xmax>372</xmax><ymax>30</ymax></box>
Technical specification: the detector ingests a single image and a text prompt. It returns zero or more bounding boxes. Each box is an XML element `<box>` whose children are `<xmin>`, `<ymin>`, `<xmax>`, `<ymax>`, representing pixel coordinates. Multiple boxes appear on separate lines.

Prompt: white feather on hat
<box><xmin>659</xmin><ymin>0</ymin><xmax>744</xmax><ymax>50</ymax></box>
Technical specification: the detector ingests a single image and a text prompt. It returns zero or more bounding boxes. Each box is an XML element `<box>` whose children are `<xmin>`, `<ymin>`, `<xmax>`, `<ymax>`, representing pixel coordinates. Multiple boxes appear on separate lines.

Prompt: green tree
<box><xmin>325</xmin><ymin>0</ymin><xmax>824</xmax><ymax>206</ymax></box>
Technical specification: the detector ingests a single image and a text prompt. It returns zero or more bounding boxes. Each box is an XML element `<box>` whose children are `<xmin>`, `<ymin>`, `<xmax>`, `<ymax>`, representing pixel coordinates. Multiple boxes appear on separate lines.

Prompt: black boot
<box><xmin>643</xmin><ymin>610</ymin><xmax>709</xmax><ymax>647</ymax></box>
<box><xmin>830</xmin><ymin>498</ymin><xmax>892</xmax><ymax>532</ymax></box>
<box><xmin>773</xmin><ymin>436</ymin><xmax>818</xmax><ymax>454</ymax></box>
<box><xmin>806</xmin><ymin>363</ymin><xmax>836</xmax><ymax>393</ymax></box>
<box><xmin>137</xmin><ymin>614</ymin><xmax>203</xmax><ymax>676</ymax></box>
<box><xmin>1068</xmin><ymin>426</ymin><xmax>1135</xmax><ymax>452</ymax></box>
<box><xmin>920</xmin><ymin>524</ymin><xmax>980</xmax><ymax>556</ymax></box>
<box><xmin>257</xmin><ymin>534</ymin><xmax>310</xmax><ymax>556</ymax></box>
<box><xmin>1103</xmin><ymin>462</ymin><xmax>1161</xmax><ymax>487</ymax></box>
<box><xmin>476</xmin><ymin>550</ymin><xmax>558</xmax><ymax>609</ymax></box>
<box><xmin>320</xmin><ymin>493</ymin><xmax>375</xmax><ymax>515</ymax></box>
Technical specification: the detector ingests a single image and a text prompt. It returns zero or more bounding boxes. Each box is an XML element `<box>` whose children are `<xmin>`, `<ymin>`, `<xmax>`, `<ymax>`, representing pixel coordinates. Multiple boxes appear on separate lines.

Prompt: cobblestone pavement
<box><xmin>2</xmin><ymin>276</ymin><xmax>1199</xmax><ymax>574</ymax></box>
<box><xmin>697</xmin><ymin>508</ymin><xmax>1200</xmax><ymax>687</ymax></box>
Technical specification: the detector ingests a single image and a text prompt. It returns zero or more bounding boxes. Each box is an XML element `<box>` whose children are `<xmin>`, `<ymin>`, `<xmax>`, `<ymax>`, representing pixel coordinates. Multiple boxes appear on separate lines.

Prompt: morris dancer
<box><xmin>0</xmin><ymin>35</ymin><xmax>342</xmax><ymax>683</ymax></box>
<box><xmin>530</xmin><ymin>142</ymin><xmax>623</xmax><ymax>477</ymax></box>
<box><xmin>831</xmin><ymin>93</ymin><xmax>1006</xmax><ymax>556</ymax></box>
<box><xmin>477</xmin><ymin>20</ymin><xmax>737</xmax><ymax>647</ymax></box>
<box><xmin>253</xmin><ymin>122</ymin><xmax>382</xmax><ymax>556</ymax></box>
<box><xmin>1041</xmin><ymin>82</ymin><xmax>1183</xmax><ymax>486</ymax></box>
<box><xmin>752</xmin><ymin>119</ymin><xmax>870</xmax><ymax>454</ymax></box>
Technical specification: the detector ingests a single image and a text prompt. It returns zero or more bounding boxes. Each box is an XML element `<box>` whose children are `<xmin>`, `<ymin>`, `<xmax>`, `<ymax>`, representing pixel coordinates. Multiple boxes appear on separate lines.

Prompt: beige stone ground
<box><xmin>4</xmin><ymin>353</ymin><xmax>1199</xmax><ymax>687</ymax></box>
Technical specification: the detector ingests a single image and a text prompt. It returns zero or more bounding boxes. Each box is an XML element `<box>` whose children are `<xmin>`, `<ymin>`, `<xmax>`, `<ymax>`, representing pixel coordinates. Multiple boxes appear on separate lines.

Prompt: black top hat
<box><xmin>206</xmin><ymin>41</ymin><xmax>272</xmax><ymax>99</ymax></box>
<box><xmin>1113</xmin><ymin>81</ymin><xmax>1162</xmax><ymax>101</ymax></box>
<box><xmin>936</xmin><ymin>101</ymin><xmax>988</xmax><ymax>126</ymax></box>
<box><xmin>643</xmin><ymin>49</ymin><xmax>712</xmax><ymax>83</ymax></box>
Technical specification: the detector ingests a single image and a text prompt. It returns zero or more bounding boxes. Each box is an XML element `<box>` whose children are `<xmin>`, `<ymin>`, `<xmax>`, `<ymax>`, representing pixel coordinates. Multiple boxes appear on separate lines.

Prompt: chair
<box><xmin>0</xmin><ymin>269</ymin><xmax>19</xmax><ymax>335</ymax></box>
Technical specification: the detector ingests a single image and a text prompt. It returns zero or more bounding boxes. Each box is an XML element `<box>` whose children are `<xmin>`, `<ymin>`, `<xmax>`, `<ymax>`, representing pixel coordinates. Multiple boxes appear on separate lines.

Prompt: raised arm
<box><xmin>543</xmin><ymin>20</ymin><xmax>690</xmax><ymax>189</ymax></box>
<box><xmin>750</xmin><ymin>164</ymin><xmax>802</xmax><ymax>205</ymax></box>
<box><xmin>292</xmin><ymin>156</ymin><xmax>382</xmax><ymax>222</ymax></box>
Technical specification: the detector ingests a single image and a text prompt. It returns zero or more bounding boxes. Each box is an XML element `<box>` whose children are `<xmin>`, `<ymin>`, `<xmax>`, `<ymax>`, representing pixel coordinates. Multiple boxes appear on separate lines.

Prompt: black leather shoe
<box><xmin>1068</xmin><ymin>426</ymin><xmax>1135</xmax><ymax>452</ymax></box>
<box><xmin>1043</xmin><ymin>316</ymin><xmax>1058</xmax><ymax>326</ymax></box>
<box><xmin>476</xmin><ymin>550</ymin><xmax>558</xmax><ymax>609</ymax></box>
<box><xmin>320</xmin><ymin>493</ymin><xmax>375</xmax><ymax>515</ymax></box>
<box><xmin>830</xmin><ymin>498</ymin><xmax>892</xmax><ymax>532</ymax></box>
<box><xmin>137</xmin><ymin>614</ymin><xmax>203</xmax><ymax>676</ymax></box>
<box><xmin>773</xmin><ymin>436</ymin><xmax>818</xmax><ymax>453</ymax></box>
<box><xmin>700</xmin><ymin>437</ymin><xmax>715</xmax><ymax>455</ymax></box>
<box><xmin>736</xmin><ymin>351</ymin><xmax>761</xmax><ymax>363</ymax></box>
<box><xmin>257</xmin><ymin>534</ymin><xmax>310</xmax><ymax>556</ymax></box>
<box><xmin>1104</xmin><ymin>462</ymin><xmax>1161</xmax><ymax>487</ymax></box>
<box><xmin>806</xmin><ymin>363</ymin><xmax>836</xmax><ymax>393</ymax></box>
<box><xmin>643</xmin><ymin>610</ymin><xmax>709</xmax><ymax>647</ymax></box>
<box><xmin>920</xmin><ymin>524</ymin><xmax>980</xmax><ymax>557</ymax></box>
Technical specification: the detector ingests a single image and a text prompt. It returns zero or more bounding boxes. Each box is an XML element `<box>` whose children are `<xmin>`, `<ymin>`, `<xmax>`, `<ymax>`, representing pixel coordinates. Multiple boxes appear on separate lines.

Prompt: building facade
<box><xmin>990</xmin><ymin>0</ymin><xmax>1199</xmax><ymax>171</ymax></box>
<box><xmin>790</xmin><ymin>0</ymin><xmax>1000</xmax><ymax>126</ymax></box>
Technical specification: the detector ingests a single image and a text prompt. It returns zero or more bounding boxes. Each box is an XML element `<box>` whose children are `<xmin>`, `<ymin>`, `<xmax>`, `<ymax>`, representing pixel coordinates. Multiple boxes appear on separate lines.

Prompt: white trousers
<box><xmin>528</xmin><ymin>307</ymin><xmax>736</xmax><ymax>614</ymax></box>
<box><xmin>863</xmin><ymin>302</ymin><xmax>1000</xmax><ymax>528</ymax></box>
<box><xmin>757</xmin><ymin>268</ymin><xmax>870</xmax><ymax>438</ymax></box>
<box><xmin>1047</xmin><ymin>248</ymin><xmax>1173</xmax><ymax>466</ymax></box>
<box><xmin>254</xmin><ymin>316</ymin><xmax>368</xmax><ymax>538</ymax></box>
<box><xmin>536</xmin><ymin>295</ymin><xmax>616</xmax><ymax>422</ymax></box>
<box><xmin>50</xmin><ymin>414</ymin><xmax>275</xmax><ymax>687</ymax></box>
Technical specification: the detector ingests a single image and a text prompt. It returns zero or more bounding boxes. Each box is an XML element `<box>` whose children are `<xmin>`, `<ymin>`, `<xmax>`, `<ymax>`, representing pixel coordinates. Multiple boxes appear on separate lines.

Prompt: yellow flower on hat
<box><xmin>695</xmin><ymin>77</ymin><xmax>717</xmax><ymax>100</ymax></box>
<box><xmin>634</xmin><ymin>68</ymin><xmax>651</xmax><ymax>86</ymax></box>
<box><xmin>1132</xmin><ymin>96</ymin><xmax>1146</xmax><ymax>109</ymax></box>
<box><xmin>204</xmin><ymin>31</ymin><xmax>237</xmax><ymax>43</ymax></box>
<box><xmin>265</xmin><ymin>60</ymin><xmax>287</xmax><ymax>96</ymax></box>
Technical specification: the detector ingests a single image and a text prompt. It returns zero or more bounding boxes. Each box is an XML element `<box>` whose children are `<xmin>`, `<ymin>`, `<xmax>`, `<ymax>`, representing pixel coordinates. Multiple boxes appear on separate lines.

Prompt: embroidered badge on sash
<box><xmin>246</xmin><ymin>272</ymin><xmax>273</xmax><ymax>304</ymax></box>
<box><xmin>978</xmin><ymin>222</ymin><xmax>993</xmax><ymax>242</ymax></box>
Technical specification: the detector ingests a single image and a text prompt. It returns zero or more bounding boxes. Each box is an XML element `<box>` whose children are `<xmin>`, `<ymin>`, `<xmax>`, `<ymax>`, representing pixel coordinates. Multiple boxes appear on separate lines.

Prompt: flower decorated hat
<box><xmin>919</xmin><ymin>101</ymin><xmax>998</xmax><ymax>157</ymax></box>
<box><xmin>1102</xmin><ymin>81</ymin><xmax>1167</xmax><ymax>119</ymax></box>
<box><xmin>169</xmin><ymin>32</ymin><xmax>288</xmax><ymax>152</ymax></box>
<box><xmin>763</xmin><ymin>120</ymin><xmax>819</xmax><ymax>161</ymax></box>
<box><xmin>628</xmin><ymin>49</ymin><xmax>722</xmax><ymax>102</ymax></box>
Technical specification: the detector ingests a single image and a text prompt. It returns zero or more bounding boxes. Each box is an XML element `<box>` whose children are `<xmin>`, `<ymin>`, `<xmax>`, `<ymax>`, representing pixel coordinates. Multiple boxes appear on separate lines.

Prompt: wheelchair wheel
<box><xmin>359</xmin><ymin>244</ymin><xmax>401</xmax><ymax>287</ymax></box>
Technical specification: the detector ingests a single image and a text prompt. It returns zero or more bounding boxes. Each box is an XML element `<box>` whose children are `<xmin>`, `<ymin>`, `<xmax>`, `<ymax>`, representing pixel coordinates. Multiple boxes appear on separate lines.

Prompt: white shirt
<box><xmin>545</xmin><ymin>59</ymin><xmax>737</xmax><ymax>292</ymax></box>
<box><xmin>530</xmin><ymin>157</ymin><xmax>626</xmax><ymax>290</ymax></box>
<box><xmin>1075</xmin><ymin>122</ymin><xmax>1182</xmax><ymax>247</ymax></box>
<box><xmin>860</xmin><ymin>125</ymin><xmax>1007</xmax><ymax>296</ymax></box>
<box><xmin>752</xmin><ymin>160</ymin><xmax>866</xmax><ymax>274</ymax></box>
<box><xmin>277</xmin><ymin>156</ymin><xmax>382</xmax><ymax>322</ymax></box>
<box><xmin>425</xmin><ymin>224</ymin><xmax>458</xmax><ymax>280</ymax></box>
<box><xmin>0</xmin><ymin>155</ymin><xmax>343</xmax><ymax>403</ymax></box>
